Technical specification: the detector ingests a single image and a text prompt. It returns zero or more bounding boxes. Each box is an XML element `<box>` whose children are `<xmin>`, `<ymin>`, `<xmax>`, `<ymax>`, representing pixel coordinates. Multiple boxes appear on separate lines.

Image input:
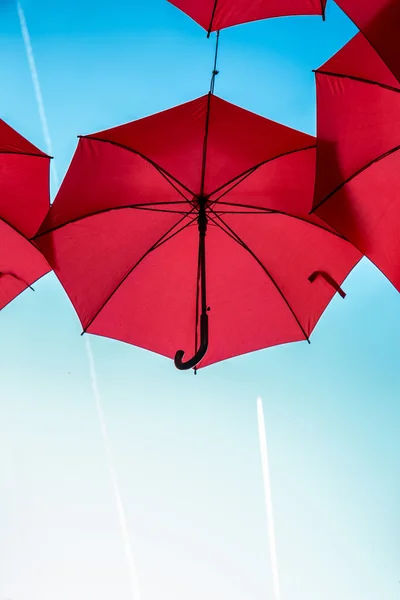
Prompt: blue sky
<box><xmin>0</xmin><ymin>2</ymin><xmax>399</xmax><ymax>600</ymax></box>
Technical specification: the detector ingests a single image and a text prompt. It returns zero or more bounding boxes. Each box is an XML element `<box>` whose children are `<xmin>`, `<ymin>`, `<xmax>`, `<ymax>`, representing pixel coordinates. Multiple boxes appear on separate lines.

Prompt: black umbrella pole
<box><xmin>174</xmin><ymin>200</ymin><xmax>209</xmax><ymax>371</ymax></box>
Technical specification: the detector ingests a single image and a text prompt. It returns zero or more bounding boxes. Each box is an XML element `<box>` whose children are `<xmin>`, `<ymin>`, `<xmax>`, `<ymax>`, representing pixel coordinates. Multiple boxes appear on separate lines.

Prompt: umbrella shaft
<box><xmin>173</xmin><ymin>199</ymin><xmax>209</xmax><ymax>370</ymax></box>
<box><xmin>198</xmin><ymin>199</ymin><xmax>208</xmax><ymax>318</ymax></box>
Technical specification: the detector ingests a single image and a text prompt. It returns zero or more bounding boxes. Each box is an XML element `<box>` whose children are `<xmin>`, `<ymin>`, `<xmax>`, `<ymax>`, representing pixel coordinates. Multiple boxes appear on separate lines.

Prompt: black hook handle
<box><xmin>174</xmin><ymin>313</ymin><xmax>209</xmax><ymax>371</ymax></box>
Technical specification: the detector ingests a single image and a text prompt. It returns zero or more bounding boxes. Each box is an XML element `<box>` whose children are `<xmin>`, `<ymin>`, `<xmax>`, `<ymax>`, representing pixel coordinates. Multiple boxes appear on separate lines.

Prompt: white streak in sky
<box><xmin>257</xmin><ymin>397</ymin><xmax>281</xmax><ymax>600</ymax></box>
<box><xmin>85</xmin><ymin>337</ymin><xmax>142</xmax><ymax>600</ymax></box>
<box><xmin>17</xmin><ymin>0</ymin><xmax>59</xmax><ymax>188</ymax></box>
<box><xmin>17</xmin><ymin>5</ymin><xmax>141</xmax><ymax>598</ymax></box>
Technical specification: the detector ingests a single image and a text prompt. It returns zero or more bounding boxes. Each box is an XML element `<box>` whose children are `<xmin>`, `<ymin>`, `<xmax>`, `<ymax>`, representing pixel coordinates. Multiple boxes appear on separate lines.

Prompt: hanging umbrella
<box><xmin>167</xmin><ymin>0</ymin><xmax>326</xmax><ymax>36</ymax></box>
<box><xmin>35</xmin><ymin>94</ymin><xmax>360</xmax><ymax>370</ymax></box>
<box><xmin>311</xmin><ymin>32</ymin><xmax>400</xmax><ymax>291</ymax></box>
<box><xmin>335</xmin><ymin>0</ymin><xmax>400</xmax><ymax>83</ymax></box>
<box><xmin>0</xmin><ymin>119</ymin><xmax>50</xmax><ymax>311</ymax></box>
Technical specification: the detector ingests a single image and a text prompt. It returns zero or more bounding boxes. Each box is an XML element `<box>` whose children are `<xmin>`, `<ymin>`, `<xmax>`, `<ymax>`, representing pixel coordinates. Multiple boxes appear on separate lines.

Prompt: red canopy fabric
<box><xmin>168</xmin><ymin>0</ymin><xmax>327</xmax><ymax>33</ymax></box>
<box><xmin>0</xmin><ymin>119</ymin><xmax>51</xmax><ymax>311</ymax></box>
<box><xmin>312</xmin><ymin>33</ymin><xmax>400</xmax><ymax>291</ymax></box>
<box><xmin>36</xmin><ymin>95</ymin><xmax>360</xmax><ymax>369</ymax></box>
<box><xmin>336</xmin><ymin>0</ymin><xmax>400</xmax><ymax>82</ymax></box>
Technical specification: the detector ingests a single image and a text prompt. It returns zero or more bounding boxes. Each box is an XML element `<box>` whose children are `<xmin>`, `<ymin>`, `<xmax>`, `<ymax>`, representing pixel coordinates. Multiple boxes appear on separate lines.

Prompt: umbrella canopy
<box><xmin>35</xmin><ymin>95</ymin><xmax>361</xmax><ymax>370</ymax></box>
<box><xmin>312</xmin><ymin>33</ymin><xmax>400</xmax><ymax>291</ymax></box>
<box><xmin>167</xmin><ymin>0</ymin><xmax>327</xmax><ymax>35</ymax></box>
<box><xmin>336</xmin><ymin>0</ymin><xmax>400</xmax><ymax>83</ymax></box>
<box><xmin>0</xmin><ymin>119</ymin><xmax>51</xmax><ymax>311</ymax></box>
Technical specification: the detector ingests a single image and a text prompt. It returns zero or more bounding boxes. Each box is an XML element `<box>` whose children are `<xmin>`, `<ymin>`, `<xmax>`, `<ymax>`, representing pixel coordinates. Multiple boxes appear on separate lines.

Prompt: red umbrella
<box><xmin>167</xmin><ymin>0</ymin><xmax>326</xmax><ymax>36</ymax></box>
<box><xmin>0</xmin><ymin>119</ymin><xmax>50</xmax><ymax>311</ymax></box>
<box><xmin>335</xmin><ymin>0</ymin><xmax>400</xmax><ymax>83</ymax></box>
<box><xmin>35</xmin><ymin>95</ymin><xmax>360</xmax><ymax>370</ymax></box>
<box><xmin>311</xmin><ymin>32</ymin><xmax>400</xmax><ymax>290</ymax></box>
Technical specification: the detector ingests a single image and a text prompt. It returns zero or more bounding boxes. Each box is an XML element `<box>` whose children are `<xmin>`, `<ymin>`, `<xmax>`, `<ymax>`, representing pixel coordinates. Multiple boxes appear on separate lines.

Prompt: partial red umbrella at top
<box><xmin>335</xmin><ymin>0</ymin><xmax>400</xmax><ymax>83</ymax></box>
<box><xmin>35</xmin><ymin>91</ymin><xmax>361</xmax><ymax>371</ymax></box>
<box><xmin>311</xmin><ymin>32</ymin><xmax>400</xmax><ymax>291</ymax></box>
<box><xmin>167</xmin><ymin>0</ymin><xmax>327</xmax><ymax>36</ymax></box>
<box><xmin>0</xmin><ymin>119</ymin><xmax>51</xmax><ymax>311</ymax></box>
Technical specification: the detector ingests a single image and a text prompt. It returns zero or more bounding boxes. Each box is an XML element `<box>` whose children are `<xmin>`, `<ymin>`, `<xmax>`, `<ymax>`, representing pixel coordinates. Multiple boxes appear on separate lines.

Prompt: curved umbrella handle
<box><xmin>174</xmin><ymin>313</ymin><xmax>209</xmax><ymax>371</ymax></box>
<box><xmin>0</xmin><ymin>271</ymin><xmax>35</xmax><ymax>291</ymax></box>
<box><xmin>309</xmin><ymin>270</ymin><xmax>346</xmax><ymax>299</ymax></box>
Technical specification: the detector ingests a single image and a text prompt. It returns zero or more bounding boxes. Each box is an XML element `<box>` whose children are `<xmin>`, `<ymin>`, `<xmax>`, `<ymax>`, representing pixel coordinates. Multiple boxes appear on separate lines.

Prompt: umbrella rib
<box><xmin>116</xmin><ymin>205</ymin><xmax>189</xmax><ymax>215</ymax></box>
<box><xmin>320</xmin><ymin>0</ymin><xmax>326</xmax><ymax>20</ymax></box>
<box><xmin>315</xmin><ymin>70</ymin><xmax>400</xmax><ymax>94</ymax></box>
<box><xmin>207</xmin><ymin>0</ymin><xmax>219</xmax><ymax>35</ymax></box>
<box><xmin>215</xmin><ymin>210</ymin><xmax>274</xmax><ymax>214</ymax></box>
<box><xmin>152</xmin><ymin>170</ymin><xmax>196</xmax><ymax>209</ymax></box>
<box><xmin>312</xmin><ymin>144</ymin><xmax>400</xmax><ymax>213</ymax></box>
<box><xmin>0</xmin><ymin>214</ymin><xmax>48</xmax><ymax>251</ymax></box>
<box><xmin>151</xmin><ymin>214</ymin><xmax>198</xmax><ymax>250</ymax></box>
<box><xmin>33</xmin><ymin>202</ymin><xmax>191</xmax><ymax>239</ymax></box>
<box><xmin>207</xmin><ymin>207</ymin><xmax>310</xmax><ymax>343</ymax></box>
<box><xmin>81</xmin><ymin>136</ymin><xmax>196</xmax><ymax>202</ymax></box>
<box><xmin>208</xmin><ymin>145</ymin><xmax>316</xmax><ymax>201</ymax></box>
<box><xmin>216</xmin><ymin>201</ymin><xmax>348</xmax><ymax>240</ymax></box>
<box><xmin>208</xmin><ymin>168</ymin><xmax>259</xmax><ymax>208</ymax></box>
<box><xmin>0</xmin><ymin>149</ymin><xmax>52</xmax><ymax>159</ymax></box>
<box><xmin>81</xmin><ymin>210</ymin><xmax>197</xmax><ymax>334</ymax></box>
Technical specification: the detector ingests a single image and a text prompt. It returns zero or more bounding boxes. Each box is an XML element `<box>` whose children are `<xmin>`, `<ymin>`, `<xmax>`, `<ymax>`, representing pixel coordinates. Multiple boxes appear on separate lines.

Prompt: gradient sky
<box><xmin>0</xmin><ymin>2</ymin><xmax>399</xmax><ymax>600</ymax></box>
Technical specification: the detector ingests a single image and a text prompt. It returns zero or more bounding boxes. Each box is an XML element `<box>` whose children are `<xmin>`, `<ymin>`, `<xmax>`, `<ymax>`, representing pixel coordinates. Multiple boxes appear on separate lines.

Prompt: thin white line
<box><xmin>17</xmin><ymin>0</ymin><xmax>58</xmax><ymax>188</ymax></box>
<box><xmin>17</xmin><ymin>4</ymin><xmax>142</xmax><ymax>598</ymax></box>
<box><xmin>257</xmin><ymin>397</ymin><xmax>281</xmax><ymax>600</ymax></box>
<box><xmin>85</xmin><ymin>337</ymin><xmax>142</xmax><ymax>600</ymax></box>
